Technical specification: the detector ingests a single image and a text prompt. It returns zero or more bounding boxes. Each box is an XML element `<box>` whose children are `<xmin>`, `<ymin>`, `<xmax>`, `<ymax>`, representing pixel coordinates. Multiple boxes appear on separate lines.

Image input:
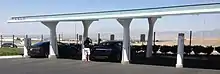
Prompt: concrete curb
<box><xmin>0</xmin><ymin>55</ymin><xmax>23</xmax><ymax>59</ymax></box>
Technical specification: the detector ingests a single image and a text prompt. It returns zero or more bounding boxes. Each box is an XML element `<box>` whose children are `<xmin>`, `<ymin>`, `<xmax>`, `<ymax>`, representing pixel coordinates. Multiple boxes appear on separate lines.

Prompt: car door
<box><xmin>57</xmin><ymin>42</ymin><xmax>74</xmax><ymax>57</ymax></box>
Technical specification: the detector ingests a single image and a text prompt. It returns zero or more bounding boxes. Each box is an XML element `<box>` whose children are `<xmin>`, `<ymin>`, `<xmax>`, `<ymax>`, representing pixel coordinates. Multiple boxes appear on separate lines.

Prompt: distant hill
<box><xmin>86</xmin><ymin>29</ymin><xmax>220</xmax><ymax>40</ymax></box>
<box><xmin>1</xmin><ymin>29</ymin><xmax>220</xmax><ymax>41</ymax></box>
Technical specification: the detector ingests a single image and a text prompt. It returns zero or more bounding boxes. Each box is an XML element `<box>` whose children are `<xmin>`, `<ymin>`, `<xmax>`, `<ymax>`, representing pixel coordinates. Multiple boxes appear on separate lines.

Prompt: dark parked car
<box><xmin>215</xmin><ymin>46</ymin><xmax>220</xmax><ymax>53</ymax></box>
<box><xmin>28</xmin><ymin>41</ymin><xmax>78</xmax><ymax>58</ymax></box>
<box><xmin>1</xmin><ymin>43</ymin><xmax>17</xmax><ymax>48</ymax></box>
<box><xmin>160</xmin><ymin>45</ymin><xmax>172</xmax><ymax>54</ymax></box>
<box><xmin>90</xmin><ymin>40</ymin><xmax>123</xmax><ymax>62</ymax></box>
<box><xmin>192</xmin><ymin>45</ymin><xmax>214</xmax><ymax>55</ymax></box>
<box><xmin>153</xmin><ymin>45</ymin><xmax>160</xmax><ymax>54</ymax></box>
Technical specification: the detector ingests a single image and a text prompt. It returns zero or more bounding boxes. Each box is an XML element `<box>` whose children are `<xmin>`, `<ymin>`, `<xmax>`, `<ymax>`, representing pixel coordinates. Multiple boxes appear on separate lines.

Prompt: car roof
<box><xmin>33</xmin><ymin>41</ymin><xmax>64</xmax><ymax>45</ymax></box>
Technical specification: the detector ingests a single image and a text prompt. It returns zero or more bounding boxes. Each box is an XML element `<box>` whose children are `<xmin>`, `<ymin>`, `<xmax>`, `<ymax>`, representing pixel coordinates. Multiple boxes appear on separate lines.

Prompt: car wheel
<box><xmin>90</xmin><ymin>56</ymin><xmax>95</xmax><ymax>61</ymax></box>
<box><xmin>30</xmin><ymin>56</ymin><xmax>35</xmax><ymax>58</ymax></box>
<box><xmin>113</xmin><ymin>54</ymin><xmax>121</xmax><ymax>62</ymax></box>
<box><xmin>45</xmin><ymin>53</ymin><xmax>49</xmax><ymax>58</ymax></box>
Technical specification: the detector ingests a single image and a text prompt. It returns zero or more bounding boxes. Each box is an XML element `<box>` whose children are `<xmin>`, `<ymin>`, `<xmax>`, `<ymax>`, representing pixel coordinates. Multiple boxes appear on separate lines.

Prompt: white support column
<box><xmin>42</xmin><ymin>21</ymin><xmax>59</xmax><ymax>59</ymax></box>
<box><xmin>117</xmin><ymin>18</ymin><xmax>132</xmax><ymax>64</ymax></box>
<box><xmin>82</xmin><ymin>20</ymin><xmax>93</xmax><ymax>61</ymax></box>
<box><xmin>23</xmin><ymin>35</ymin><xmax>28</xmax><ymax>58</ymax></box>
<box><xmin>176</xmin><ymin>33</ymin><xmax>184</xmax><ymax>68</ymax></box>
<box><xmin>146</xmin><ymin>17</ymin><xmax>157</xmax><ymax>58</ymax></box>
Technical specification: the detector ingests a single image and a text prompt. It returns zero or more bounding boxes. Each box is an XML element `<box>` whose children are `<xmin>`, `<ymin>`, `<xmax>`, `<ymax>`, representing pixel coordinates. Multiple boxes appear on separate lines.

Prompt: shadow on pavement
<box><xmin>31</xmin><ymin>53</ymin><xmax>220</xmax><ymax>70</ymax></box>
<box><xmin>130</xmin><ymin>53</ymin><xmax>220</xmax><ymax>70</ymax></box>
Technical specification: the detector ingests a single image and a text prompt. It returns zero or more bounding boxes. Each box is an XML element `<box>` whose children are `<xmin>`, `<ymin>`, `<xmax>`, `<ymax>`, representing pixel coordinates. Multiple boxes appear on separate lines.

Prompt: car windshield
<box><xmin>32</xmin><ymin>42</ymin><xmax>46</xmax><ymax>47</ymax></box>
<box><xmin>57</xmin><ymin>42</ymin><xmax>66</xmax><ymax>46</ymax></box>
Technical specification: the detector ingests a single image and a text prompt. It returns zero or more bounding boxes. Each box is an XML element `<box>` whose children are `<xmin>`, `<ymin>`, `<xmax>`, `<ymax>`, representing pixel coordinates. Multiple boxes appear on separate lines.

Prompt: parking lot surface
<box><xmin>0</xmin><ymin>58</ymin><xmax>219</xmax><ymax>74</ymax></box>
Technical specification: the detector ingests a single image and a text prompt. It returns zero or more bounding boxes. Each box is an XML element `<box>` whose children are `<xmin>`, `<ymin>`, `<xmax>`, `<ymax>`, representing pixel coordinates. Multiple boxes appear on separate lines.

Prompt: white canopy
<box><xmin>7</xmin><ymin>3</ymin><xmax>220</xmax><ymax>23</ymax></box>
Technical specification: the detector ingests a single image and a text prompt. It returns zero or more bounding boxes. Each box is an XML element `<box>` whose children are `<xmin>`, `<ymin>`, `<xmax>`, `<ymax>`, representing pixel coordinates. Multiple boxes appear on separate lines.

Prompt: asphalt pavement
<box><xmin>0</xmin><ymin>58</ymin><xmax>219</xmax><ymax>74</ymax></box>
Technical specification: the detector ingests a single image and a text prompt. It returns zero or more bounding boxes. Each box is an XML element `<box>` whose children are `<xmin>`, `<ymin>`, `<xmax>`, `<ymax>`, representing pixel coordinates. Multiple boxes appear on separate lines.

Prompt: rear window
<box><xmin>3</xmin><ymin>43</ymin><xmax>13</xmax><ymax>45</ymax></box>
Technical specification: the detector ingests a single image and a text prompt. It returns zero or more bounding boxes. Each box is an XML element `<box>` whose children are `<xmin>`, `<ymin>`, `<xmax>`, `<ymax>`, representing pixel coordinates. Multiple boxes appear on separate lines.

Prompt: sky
<box><xmin>1</xmin><ymin>0</ymin><xmax>220</xmax><ymax>36</ymax></box>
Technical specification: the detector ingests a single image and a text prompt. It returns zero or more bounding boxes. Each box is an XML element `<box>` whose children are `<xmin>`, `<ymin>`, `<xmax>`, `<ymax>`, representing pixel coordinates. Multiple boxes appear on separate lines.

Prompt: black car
<box><xmin>28</xmin><ymin>41</ymin><xmax>78</xmax><ymax>58</ymax></box>
<box><xmin>1</xmin><ymin>43</ymin><xmax>17</xmax><ymax>48</ymax></box>
<box><xmin>90</xmin><ymin>40</ymin><xmax>123</xmax><ymax>62</ymax></box>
